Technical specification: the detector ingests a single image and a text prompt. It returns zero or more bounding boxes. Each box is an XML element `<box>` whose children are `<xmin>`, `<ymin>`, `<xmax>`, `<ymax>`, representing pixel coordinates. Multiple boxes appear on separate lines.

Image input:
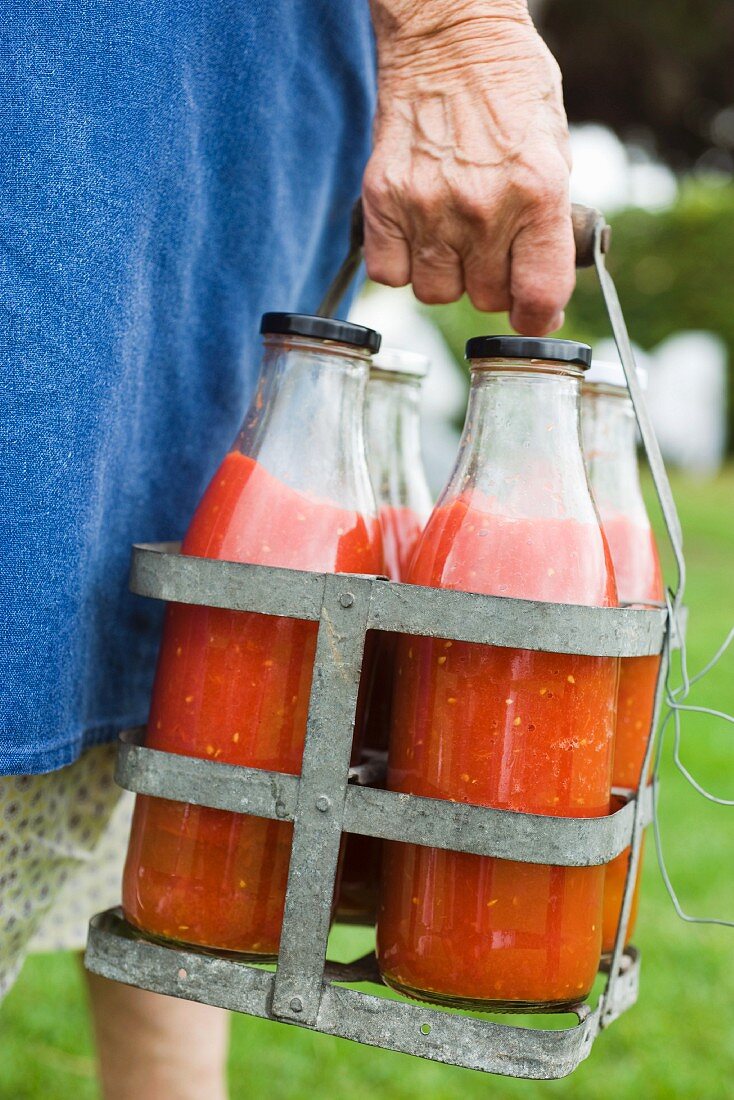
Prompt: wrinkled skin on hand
<box><xmin>364</xmin><ymin>1</ymin><xmax>575</xmax><ymax>335</ymax></box>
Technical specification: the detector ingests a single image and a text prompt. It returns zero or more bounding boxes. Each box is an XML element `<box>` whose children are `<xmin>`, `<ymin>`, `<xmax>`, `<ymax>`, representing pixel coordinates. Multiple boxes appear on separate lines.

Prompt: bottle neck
<box><xmin>447</xmin><ymin>362</ymin><xmax>597</xmax><ymax>524</ymax></box>
<box><xmin>234</xmin><ymin>335</ymin><xmax>376</xmax><ymax>514</ymax></box>
<box><xmin>365</xmin><ymin>373</ymin><xmax>432</xmax><ymax>521</ymax></box>
<box><xmin>582</xmin><ymin>389</ymin><xmax>648</xmax><ymax>525</ymax></box>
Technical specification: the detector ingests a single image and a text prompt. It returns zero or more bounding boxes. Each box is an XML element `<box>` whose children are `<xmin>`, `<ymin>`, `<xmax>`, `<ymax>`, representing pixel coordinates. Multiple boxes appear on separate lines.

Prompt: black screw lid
<box><xmin>260</xmin><ymin>312</ymin><xmax>381</xmax><ymax>353</ymax></box>
<box><xmin>464</xmin><ymin>335</ymin><xmax>592</xmax><ymax>368</ymax></box>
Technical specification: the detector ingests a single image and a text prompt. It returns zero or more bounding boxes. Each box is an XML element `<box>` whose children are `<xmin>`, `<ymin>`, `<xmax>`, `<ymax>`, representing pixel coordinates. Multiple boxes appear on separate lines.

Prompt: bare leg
<box><xmin>83</xmin><ymin>967</ymin><xmax>229</xmax><ymax>1100</ymax></box>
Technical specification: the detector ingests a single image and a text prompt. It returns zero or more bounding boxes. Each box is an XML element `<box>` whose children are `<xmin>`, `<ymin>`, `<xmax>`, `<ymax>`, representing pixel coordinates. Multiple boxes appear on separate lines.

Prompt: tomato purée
<box><xmin>379</xmin><ymin>504</ymin><xmax>424</xmax><ymax>582</ymax></box>
<box><xmin>122</xmin><ymin>451</ymin><xmax>383</xmax><ymax>954</ymax></box>
<box><xmin>599</xmin><ymin>514</ymin><xmax>663</xmax><ymax>953</ymax></box>
<box><xmin>337</xmin><ymin>505</ymin><xmax>423</xmax><ymax>923</ymax></box>
<box><xmin>377</xmin><ymin>493</ymin><xmax>618</xmax><ymax>1009</ymax></box>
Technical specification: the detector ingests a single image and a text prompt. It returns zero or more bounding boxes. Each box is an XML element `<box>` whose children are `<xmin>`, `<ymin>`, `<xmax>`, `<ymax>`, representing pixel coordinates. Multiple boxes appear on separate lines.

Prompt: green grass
<box><xmin>2</xmin><ymin>470</ymin><xmax>733</xmax><ymax>1099</ymax></box>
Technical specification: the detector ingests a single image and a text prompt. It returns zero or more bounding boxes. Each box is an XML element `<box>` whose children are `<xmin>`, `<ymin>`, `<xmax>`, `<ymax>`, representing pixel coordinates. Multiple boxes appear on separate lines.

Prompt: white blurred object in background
<box><xmin>350</xmin><ymin>286</ymin><xmax>465</xmax><ymax>496</ymax></box>
<box><xmin>647</xmin><ymin>332</ymin><xmax>727</xmax><ymax>476</ymax></box>
<box><xmin>592</xmin><ymin>335</ymin><xmax>727</xmax><ymax>476</ymax></box>
<box><xmin>593</xmin><ymin>338</ymin><xmax>654</xmax><ymax>388</ymax></box>
<box><xmin>569</xmin><ymin>124</ymin><xmax>678</xmax><ymax>213</ymax></box>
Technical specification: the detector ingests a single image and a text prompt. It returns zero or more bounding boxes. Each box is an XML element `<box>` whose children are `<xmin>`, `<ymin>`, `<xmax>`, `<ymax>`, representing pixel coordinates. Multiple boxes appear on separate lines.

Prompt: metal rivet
<box><xmin>315</xmin><ymin>795</ymin><xmax>331</xmax><ymax>812</ymax></box>
<box><xmin>339</xmin><ymin>592</ymin><xmax>354</xmax><ymax>608</ymax></box>
<box><xmin>290</xmin><ymin>997</ymin><xmax>303</xmax><ymax>1013</ymax></box>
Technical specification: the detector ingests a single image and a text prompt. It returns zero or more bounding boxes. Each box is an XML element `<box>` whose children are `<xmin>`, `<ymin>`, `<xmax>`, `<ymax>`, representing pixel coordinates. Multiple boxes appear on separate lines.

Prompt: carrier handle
<box><xmin>572</xmin><ymin>203</ymin><xmax>612</xmax><ymax>267</ymax></box>
<box><xmin>317</xmin><ymin>201</ymin><xmax>610</xmax><ymax>316</ymax></box>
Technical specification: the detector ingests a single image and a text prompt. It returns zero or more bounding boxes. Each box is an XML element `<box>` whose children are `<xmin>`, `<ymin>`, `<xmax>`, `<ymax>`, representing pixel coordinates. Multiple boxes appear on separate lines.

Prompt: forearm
<box><xmin>370</xmin><ymin>1</ymin><xmax>545</xmax><ymax>81</ymax></box>
<box><xmin>370</xmin><ymin>0</ymin><xmax>534</xmax><ymax>45</ymax></box>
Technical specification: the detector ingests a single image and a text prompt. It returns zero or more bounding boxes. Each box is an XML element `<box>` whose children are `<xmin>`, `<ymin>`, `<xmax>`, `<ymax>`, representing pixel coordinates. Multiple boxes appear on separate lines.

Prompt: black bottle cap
<box><xmin>260</xmin><ymin>313</ymin><xmax>381</xmax><ymax>353</ymax></box>
<box><xmin>464</xmin><ymin>335</ymin><xmax>592</xmax><ymax>368</ymax></box>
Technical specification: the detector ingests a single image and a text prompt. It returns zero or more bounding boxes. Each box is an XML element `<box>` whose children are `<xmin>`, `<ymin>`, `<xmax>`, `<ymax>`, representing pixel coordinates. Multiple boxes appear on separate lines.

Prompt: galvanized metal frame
<box><xmin>86</xmin><ymin>543</ymin><xmax>668</xmax><ymax>1079</ymax></box>
<box><xmin>86</xmin><ymin>209</ymin><xmax>685</xmax><ymax>1079</ymax></box>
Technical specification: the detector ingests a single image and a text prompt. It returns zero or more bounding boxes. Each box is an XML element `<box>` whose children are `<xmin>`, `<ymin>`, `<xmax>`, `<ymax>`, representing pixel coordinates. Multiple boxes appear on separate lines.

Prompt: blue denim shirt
<box><xmin>0</xmin><ymin>1</ymin><xmax>376</xmax><ymax>774</ymax></box>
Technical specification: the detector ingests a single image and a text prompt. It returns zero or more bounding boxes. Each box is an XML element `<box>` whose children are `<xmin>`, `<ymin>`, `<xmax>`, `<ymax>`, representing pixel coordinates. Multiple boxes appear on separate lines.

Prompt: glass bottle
<box><xmin>582</xmin><ymin>360</ymin><xmax>663</xmax><ymax>954</ymax></box>
<box><xmin>122</xmin><ymin>313</ymin><xmax>384</xmax><ymax>956</ymax></box>
<box><xmin>365</xmin><ymin>347</ymin><xmax>433</xmax><ymax>579</ymax></box>
<box><xmin>377</xmin><ymin>336</ymin><xmax>619</xmax><ymax>1011</ymax></box>
<box><xmin>337</xmin><ymin>347</ymin><xmax>433</xmax><ymax>924</ymax></box>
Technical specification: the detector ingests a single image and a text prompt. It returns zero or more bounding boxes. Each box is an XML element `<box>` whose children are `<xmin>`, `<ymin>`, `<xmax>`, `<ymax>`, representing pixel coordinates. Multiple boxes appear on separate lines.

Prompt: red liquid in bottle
<box><xmin>599</xmin><ymin>514</ymin><xmax>663</xmax><ymax>953</ymax></box>
<box><xmin>123</xmin><ymin>452</ymin><xmax>383</xmax><ymax>954</ymax></box>
<box><xmin>379</xmin><ymin>504</ymin><xmax>424</xmax><ymax>582</ymax></box>
<box><xmin>377</xmin><ymin>491</ymin><xmax>618</xmax><ymax>1009</ymax></box>
<box><xmin>337</xmin><ymin>504</ymin><xmax>424</xmax><ymax>923</ymax></box>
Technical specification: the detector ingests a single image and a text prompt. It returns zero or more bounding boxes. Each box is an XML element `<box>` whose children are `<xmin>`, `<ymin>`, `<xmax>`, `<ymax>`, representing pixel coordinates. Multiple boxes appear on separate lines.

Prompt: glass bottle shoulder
<box><xmin>408</xmin><ymin>487</ymin><xmax>616</xmax><ymax>608</ymax></box>
<box><xmin>182</xmin><ymin>451</ymin><xmax>383</xmax><ymax>574</ymax></box>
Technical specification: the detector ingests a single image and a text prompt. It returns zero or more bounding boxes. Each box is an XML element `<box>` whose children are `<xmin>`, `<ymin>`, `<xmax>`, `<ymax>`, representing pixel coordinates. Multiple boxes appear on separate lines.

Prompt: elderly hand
<box><xmin>364</xmin><ymin>0</ymin><xmax>574</xmax><ymax>336</ymax></box>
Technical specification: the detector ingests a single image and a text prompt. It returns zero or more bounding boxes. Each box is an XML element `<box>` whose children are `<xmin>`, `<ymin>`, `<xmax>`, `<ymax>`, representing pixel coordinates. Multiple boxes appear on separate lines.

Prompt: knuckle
<box><xmin>509</xmin><ymin>172</ymin><xmax>539</xmax><ymax>207</ymax></box>
<box><xmin>412</xmin><ymin>282</ymin><xmax>459</xmax><ymax>306</ymax></box>
<box><xmin>465</xmin><ymin>272</ymin><xmax>510</xmax><ymax>314</ymax></box>
<box><xmin>513</xmin><ymin>162</ymin><xmax>568</xmax><ymax>210</ymax></box>
<box><xmin>411</xmin><ymin>239</ymin><xmax>456</xmax><ymax>267</ymax></box>
<box><xmin>362</xmin><ymin>173</ymin><xmax>392</xmax><ymax>212</ymax></box>
<box><xmin>469</xmin><ymin>289</ymin><xmax>510</xmax><ymax>314</ymax></box>
<box><xmin>365</xmin><ymin>256</ymin><xmax>408</xmax><ymax>288</ymax></box>
<box><xmin>410</xmin><ymin>239</ymin><xmax>463</xmax><ymax>304</ymax></box>
<box><xmin>451</xmin><ymin>185</ymin><xmax>491</xmax><ymax>224</ymax></box>
<box><xmin>364</xmin><ymin>170</ymin><xmax>446</xmax><ymax>226</ymax></box>
<box><xmin>362</xmin><ymin>161</ymin><xmax>404</xmax><ymax>213</ymax></box>
<box><xmin>408</xmin><ymin>183</ymin><xmax>444</xmax><ymax>222</ymax></box>
<box><xmin>515</xmin><ymin>176</ymin><xmax>554</xmax><ymax>209</ymax></box>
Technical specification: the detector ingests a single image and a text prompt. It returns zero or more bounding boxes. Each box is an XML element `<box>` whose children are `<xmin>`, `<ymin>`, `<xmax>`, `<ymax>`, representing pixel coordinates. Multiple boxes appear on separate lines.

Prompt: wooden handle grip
<box><xmin>572</xmin><ymin>203</ymin><xmax>610</xmax><ymax>267</ymax></box>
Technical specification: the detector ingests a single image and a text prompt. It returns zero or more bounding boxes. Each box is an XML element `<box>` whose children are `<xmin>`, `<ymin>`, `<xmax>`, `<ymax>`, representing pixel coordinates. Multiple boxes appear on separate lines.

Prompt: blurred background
<box><xmin>2</xmin><ymin>2</ymin><xmax>733</xmax><ymax>1097</ymax></box>
<box><xmin>354</xmin><ymin>0</ymin><xmax>734</xmax><ymax>492</ymax></box>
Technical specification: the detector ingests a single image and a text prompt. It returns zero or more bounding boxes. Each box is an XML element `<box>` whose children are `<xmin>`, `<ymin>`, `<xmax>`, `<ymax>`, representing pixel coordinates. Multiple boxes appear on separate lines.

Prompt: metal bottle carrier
<box><xmin>85</xmin><ymin>206</ymin><xmax>685</xmax><ymax>1080</ymax></box>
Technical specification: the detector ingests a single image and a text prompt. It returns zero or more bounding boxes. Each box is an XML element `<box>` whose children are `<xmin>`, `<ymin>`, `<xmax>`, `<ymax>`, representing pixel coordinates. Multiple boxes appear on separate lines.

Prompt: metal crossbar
<box><xmin>116</xmin><ymin>726</ymin><xmax>654</xmax><ymax>866</ymax></box>
<box><xmin>130</xmin><ymin>542</ymin><xmax>666</xmax><ymax>657</ymax></box>
<box><xmin>87</xmin><ymin>909</ymin><xmax>640</xmax><ymax>1080</ymax></box>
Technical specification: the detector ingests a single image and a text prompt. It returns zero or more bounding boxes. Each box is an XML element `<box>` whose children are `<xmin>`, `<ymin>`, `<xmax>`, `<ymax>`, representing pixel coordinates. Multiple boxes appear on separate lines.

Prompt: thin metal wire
<box><xmin>651</xmin><ymin>594</ymin><xmax>734</xmax><ymax>926</ymax></box>
<box><xmin>663</xmin><ymin>604</ymin><xmax>734</xmax><ymax>806</ymax></box>
<box><xmin>652</xmin><ymin>783</ymin><xmax>734</xmax><ymax>930</ymax></box>
<box><xmin>680</xmin><ymin>625</ymin><xmax>734</xmax><ymax>689</ymax></box>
